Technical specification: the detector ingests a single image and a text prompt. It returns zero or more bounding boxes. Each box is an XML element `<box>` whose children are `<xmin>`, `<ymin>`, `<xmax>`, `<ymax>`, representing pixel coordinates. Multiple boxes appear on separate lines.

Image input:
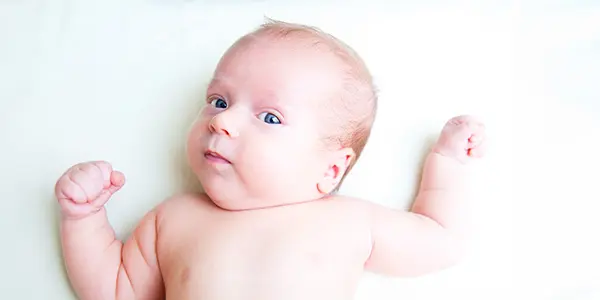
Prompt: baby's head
<box><xmin>187</xmin><ymin>19</ymin><xmax>377</xmax><ymax>210</ymax></box>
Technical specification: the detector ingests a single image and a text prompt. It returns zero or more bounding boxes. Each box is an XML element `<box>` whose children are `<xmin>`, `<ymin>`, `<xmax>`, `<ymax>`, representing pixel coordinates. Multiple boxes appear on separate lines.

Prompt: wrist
<box><xmin>60</xmin><ymin>207</ymin><xmax>107</xmax><ymax>228</ymax></box>
<box><xmin>419</xmin><ymin>152</ymin><xmax>471</xmax><ymax>192</ymax></box>
<box><xmin>58</xmin><ymin>201</ymin><xmax>105</xmax><ymax>221</ymax></box>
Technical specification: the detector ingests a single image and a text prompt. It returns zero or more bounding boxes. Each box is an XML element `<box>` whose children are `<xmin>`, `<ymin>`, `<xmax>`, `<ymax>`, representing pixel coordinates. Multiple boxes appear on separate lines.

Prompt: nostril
<box><xmin>208</xmin><ymin>115</ymin><xmax>237</xmax><ymax>137</ymax></box>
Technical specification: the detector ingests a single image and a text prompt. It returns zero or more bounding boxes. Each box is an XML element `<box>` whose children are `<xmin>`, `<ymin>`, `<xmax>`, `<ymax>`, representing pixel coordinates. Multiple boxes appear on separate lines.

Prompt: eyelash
<box><xmin>209</xmin><ymin>97</ymin><xmax>228</xmax><ymax>109</ymax></box>
<box><xmin>258</xmin><ymin>112</ymin><xmax>281</xmax><ymax>125</ymax></box>
<box><xmin>207</xmin><ymin>96</ymin><xmax>283</xmax><ymax>125</ymax></box>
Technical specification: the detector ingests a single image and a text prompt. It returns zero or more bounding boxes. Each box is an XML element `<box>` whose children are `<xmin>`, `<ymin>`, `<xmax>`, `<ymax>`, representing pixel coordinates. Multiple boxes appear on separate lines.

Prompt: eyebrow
<box><xmin>208</xmin><ymin>74</ymin><xmax>291</xmax><ymax>116</ymax></box>
<box><xmin>208</xmin><ymin>74</ymin><xmax>231</xmax><ymax>90</ymax></box>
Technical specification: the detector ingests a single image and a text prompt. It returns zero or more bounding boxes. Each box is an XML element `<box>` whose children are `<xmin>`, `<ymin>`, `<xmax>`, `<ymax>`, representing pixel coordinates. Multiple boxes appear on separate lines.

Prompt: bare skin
<box><xmin>157</xmin><ymin>193</ymin><xmax>371</xmax><ymax>300</ymax></box>
<box><xmin>57</xmin><ymin>116</ymin><xmax>485</xmax><ymax>300</ymax></box>
<box><xmin>55</xmin><ymin>25</ymin><xmax>487</xmax><ymax>300</ymax></box>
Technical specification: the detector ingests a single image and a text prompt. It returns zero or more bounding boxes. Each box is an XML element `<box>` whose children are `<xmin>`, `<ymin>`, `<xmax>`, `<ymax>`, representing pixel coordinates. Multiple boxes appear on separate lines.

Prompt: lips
<box><xmin>204</xmin><ymin>150</ymin><xmax>231</xmax><ymax>164</ymax></box>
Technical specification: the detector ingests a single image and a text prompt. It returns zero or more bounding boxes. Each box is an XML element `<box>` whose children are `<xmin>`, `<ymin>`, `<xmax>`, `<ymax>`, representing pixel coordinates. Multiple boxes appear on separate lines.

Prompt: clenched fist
<box><xmin>433</xmin><ymin>115</ymin><xmax>487</xmax><ymax>164</ymax></box>
<box><xmin>55</xmin><ymin>161</ymin><xmax>125</xmax><ymax>219</ymax></box>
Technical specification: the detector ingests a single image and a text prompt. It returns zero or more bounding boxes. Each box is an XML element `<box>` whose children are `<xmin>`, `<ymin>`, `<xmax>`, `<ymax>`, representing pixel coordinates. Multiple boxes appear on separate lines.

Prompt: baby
<box><xmin>55</xmin><ymin>20</ymin><xmax>486</xmax><ymax>300</ymax></box>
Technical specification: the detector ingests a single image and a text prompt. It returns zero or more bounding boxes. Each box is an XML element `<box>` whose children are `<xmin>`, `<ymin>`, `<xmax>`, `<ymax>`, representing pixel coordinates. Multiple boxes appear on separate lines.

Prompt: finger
<box><xmin>66</xmin><ymin>171</ymin><xmax>92</xmax><ymax>203</ymax></box>
<box><xmin>90</xmin><ymin>172</ymin><xmax>125</xmax><ymax>207</ymax></box>
<box><xmin>457</xmin><ymin>114</ymin><xmax>484</xmax><ymax>125</ymax></box>
<box><xmin>90</xmin><ymin>190</ymin><xmax>112</xmax><ymax>208</ymax></box>
<box><xmin>468</xmin><ymin>133</ymin><xmax>484</xmax><ymax>147</ymax></box>
<box><xmin>56</xmin><ymin>175</ymin><xmax>87</xmax><ymax>204</ymax></box>
<box><xmin>59</xmin><ymin>199</ymin><xmax>98</xmax><ymax>219</ymax></box>
<box><xmin>90</xmin><ymin>182</ymin><xmax>124</xmax><ymax>208</ymax></box>
<box><xmin>468</xmin><ymin>139</ymin><xmax>487</xmax><ymax>158</ymax></box>
<box><xmin>89</xmin><ymin>161</ymin><xmax>114</xmax><ymax>189</ymax></box>
<box><xmin>69</xmin><ymin>167</ymin><xmax>103</xmax><ymax>202</ymax></box>
<box><xmin>78</xmin><ymin>163</ymin><xmax>116</xmax><ymax>201</ymax></box>
<box><xmin>454</xmin><ymin>125</ymin><xmax>475</xmax><ymax>144</ymax></box>
<box><xmin>111</xmin><ymin>171</ymin><xmax>126</xmax><ymax>188</ymax></box>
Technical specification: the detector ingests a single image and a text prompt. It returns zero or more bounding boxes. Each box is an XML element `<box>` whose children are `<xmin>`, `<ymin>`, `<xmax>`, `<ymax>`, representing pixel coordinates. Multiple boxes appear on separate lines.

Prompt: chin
<box><xmin>211</xmin><ymin>199</ymin><xmax>248</xmax><ymax>211</ymax></box>
<box><xmin>198</xmin><ymin>177</ymin><xmax>243</xmax><ymax>211</ymax></box>
<box><xmin>196</xmin><ymin>170</ymin><xmax>316</xmax><ymax>211</ymax></box>
<box><xmin>206</xmin><ymin>192</ymin><xmax>256</xmax><ymax>211</ymax></box>
<box><xmin>201</xmin><ymin>183</ymin><xmax>282</xmax><ymax>211</ymax></box>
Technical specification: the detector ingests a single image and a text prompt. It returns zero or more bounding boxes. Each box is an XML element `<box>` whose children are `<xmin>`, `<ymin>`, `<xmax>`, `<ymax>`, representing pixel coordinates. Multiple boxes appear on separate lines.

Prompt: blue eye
<box><xmin>209</xmin><ymin>97</ymin><xmax>227</xmax><ymax>109</ymax></box>
<box><xmin>258</xmin><ymin>112</ymin><xmax>281</xmax><ymax>125</ymax></box>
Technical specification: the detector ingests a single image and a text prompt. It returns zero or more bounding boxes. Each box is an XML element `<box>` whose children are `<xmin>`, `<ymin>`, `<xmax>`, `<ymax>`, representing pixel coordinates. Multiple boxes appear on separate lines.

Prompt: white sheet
<box><xmin>1</xmin><ymin>1</ymin><xmax>598</xmax><ymax>299</ymax></box>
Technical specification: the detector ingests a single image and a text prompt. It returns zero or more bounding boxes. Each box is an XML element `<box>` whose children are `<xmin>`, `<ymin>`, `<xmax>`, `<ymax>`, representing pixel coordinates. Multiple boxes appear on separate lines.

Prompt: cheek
<box><xmin>236</xmin><ymin>133</ymin><xmax>288</xmax><ymax>174</ymax></box>
<box><xmin>186</xmin><ymin>121</ymin><xmax>209</xmax><ymax>163</ymax></box>
<box><xmin>190</xmin><ymin>114</ymin><xmax>212</xmax><ymax>139</ymax></box>
<box><xmin>242</xmin><ymin>132</ymin><xmax>320</xmax><ymax>178</ymax></box>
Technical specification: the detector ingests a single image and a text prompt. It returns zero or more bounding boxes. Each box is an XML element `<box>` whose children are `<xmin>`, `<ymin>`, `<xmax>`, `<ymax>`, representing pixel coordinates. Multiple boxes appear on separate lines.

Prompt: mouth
<box><xmin>204</xmin><ymin>150</ymin><xmax>231</xmax><ymax>164</ymax></box>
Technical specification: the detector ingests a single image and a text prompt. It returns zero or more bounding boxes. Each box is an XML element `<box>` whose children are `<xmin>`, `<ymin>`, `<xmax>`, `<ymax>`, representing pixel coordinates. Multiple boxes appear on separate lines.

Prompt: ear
<box><xmin>317</xmin><ymin>147</ymin><xmax>356</xmax><ymax>195</ymax></box>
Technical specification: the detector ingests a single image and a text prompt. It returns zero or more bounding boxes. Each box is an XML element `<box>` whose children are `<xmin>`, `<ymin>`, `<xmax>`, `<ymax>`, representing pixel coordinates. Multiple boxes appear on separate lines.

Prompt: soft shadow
<box><xmin>405</xmin><ymin>133</ymin><xmax>439</xmax><ymax>207</ymax></box>
<box><xmin>170</xmin><ymin>74</ymin><xmax>213</xmax><ymax>195</ymax></box>
<box><xmin>47</xmin><ymin>194</ymin><xmax>78</xmax><ymax>299</ymax></box>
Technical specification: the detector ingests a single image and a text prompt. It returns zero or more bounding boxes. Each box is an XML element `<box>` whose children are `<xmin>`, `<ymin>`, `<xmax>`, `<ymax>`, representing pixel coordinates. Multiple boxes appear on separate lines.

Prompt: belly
<box><xmin>167</xmin><ymin>266</ymin><xmax>360</xmax><ymax>300</ymax></box>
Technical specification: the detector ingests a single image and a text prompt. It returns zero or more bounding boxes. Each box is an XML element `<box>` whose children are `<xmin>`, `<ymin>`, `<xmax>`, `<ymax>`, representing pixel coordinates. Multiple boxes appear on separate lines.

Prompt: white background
<box><xmin>1</xmin><ymin>0</ymin><xmax>598</xmax><ymax>299</ymax></box>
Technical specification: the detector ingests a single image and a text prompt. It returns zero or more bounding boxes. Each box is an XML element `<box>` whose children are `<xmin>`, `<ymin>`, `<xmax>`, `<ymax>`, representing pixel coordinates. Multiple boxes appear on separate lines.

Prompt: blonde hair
<box><xmin>238</xmin><ymin>18</ymin><xmax>378</xmax><ymax>192</ymax></box>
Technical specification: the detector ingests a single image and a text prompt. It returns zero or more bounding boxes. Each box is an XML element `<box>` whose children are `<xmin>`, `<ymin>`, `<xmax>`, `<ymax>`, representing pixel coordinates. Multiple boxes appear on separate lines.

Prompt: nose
<box><xmin>209</xmin><ymin>111</ymin><xmax>239</xmax><ymax>138</ymax></box>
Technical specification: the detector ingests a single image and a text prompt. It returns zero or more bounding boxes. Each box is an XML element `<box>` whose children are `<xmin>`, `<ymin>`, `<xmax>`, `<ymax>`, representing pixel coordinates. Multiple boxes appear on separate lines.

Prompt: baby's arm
<box><xmin>364</xmin><ymin>115</ymin><xmax>486</xmax><ymax>277</ymax></box>
<box><xmin>56</xmin><ymin>162</ymin><xmax>164</xmax><ymax>300</ymax></box>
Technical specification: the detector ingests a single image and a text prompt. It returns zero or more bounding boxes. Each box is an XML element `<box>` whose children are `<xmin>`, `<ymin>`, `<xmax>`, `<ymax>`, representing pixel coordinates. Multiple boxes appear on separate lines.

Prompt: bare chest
<box><xmin>156</xmin><ymin>197</ymin><xmax>371</xmax><ymax>300</ymax></box>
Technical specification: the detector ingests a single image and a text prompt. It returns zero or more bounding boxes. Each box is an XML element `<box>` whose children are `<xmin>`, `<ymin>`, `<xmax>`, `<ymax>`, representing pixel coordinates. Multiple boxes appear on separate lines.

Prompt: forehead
<box><xmin>209</xmin><ymin>37</ymin><xmax>343</xmax><ymax>106</ymax></box>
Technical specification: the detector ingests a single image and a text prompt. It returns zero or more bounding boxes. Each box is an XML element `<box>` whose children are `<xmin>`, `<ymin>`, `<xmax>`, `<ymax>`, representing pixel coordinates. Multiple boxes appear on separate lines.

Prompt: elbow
<box><xmin>429</xmin><ymin>217</ymin><xmax>470</xmax><ymax>271</ymax></box>
<box><xmin>406</xmin><ymin>237</ymin><xmax>467</xmax><ymax>278</ymax></box>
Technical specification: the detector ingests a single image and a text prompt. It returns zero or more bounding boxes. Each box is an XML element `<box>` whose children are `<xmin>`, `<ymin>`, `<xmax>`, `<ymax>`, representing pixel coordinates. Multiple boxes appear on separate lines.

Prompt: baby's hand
<box><xmin>432</xmin><ymin>115</ymin><xmax>486</xmax><ymax>163</ymax></box>
<box><xmin>55</xmin><ymin>161</ymin><xmax>125</xmax><ymax>219</ymax></box>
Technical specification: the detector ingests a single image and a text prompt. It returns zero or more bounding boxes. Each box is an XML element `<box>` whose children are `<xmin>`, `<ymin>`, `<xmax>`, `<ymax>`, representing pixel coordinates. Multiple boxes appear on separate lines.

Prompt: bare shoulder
<box><xmin>154</xmin><ymin>192</ymin><xmax>215</xmax><ymax>222</ymax></box>
<box><xmin>325</xmin><ymin>194</ymin><xmax>412</xmax><ymax>226</ymax></box>
<box><xmin>326</xmin><ymin>194</ymin><xmax>379</xmax><ymax>211</ymax></box>
<box><xmin>316</xmin><ymin>195</ymin><xmax>379</xmax><ymax>259</ymax></box>
<box><xmin>318</xmin><ymin>194</ymin><xmax>380</xmax><ymax>222</ymax></box>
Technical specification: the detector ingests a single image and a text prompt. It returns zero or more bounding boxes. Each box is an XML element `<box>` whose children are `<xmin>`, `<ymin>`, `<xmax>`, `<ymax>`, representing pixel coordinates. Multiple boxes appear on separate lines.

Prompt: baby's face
<box><xmin>187</xmin><ymin>38</ymin><xmax>345</xmax><ymax>210</ymax></box>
